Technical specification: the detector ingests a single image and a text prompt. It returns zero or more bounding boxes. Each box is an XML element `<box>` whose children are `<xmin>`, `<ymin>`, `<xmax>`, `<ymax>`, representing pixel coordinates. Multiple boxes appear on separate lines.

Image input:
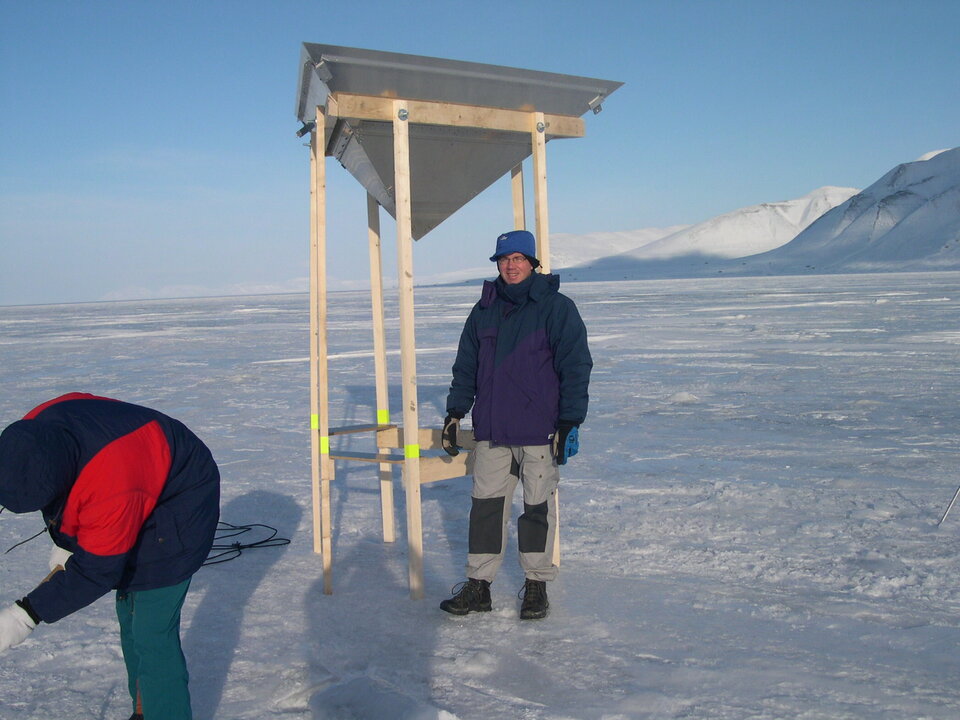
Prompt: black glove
<box><xmin>442</xmin><ymin>413</ymin><xmax>463</xmax><ymax>456</ymax></box>
<box><xmin>552</xmin><ymin>421</ymin><xmax>580</xmax><ymax>465</ymax></box>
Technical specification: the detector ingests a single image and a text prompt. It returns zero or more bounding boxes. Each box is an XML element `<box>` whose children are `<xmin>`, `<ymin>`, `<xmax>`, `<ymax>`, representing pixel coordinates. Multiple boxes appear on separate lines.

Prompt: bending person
<box><xmin>0</xmin><ymin>393</ymin><xmax>220</xmax><ymax>720</ymax></box>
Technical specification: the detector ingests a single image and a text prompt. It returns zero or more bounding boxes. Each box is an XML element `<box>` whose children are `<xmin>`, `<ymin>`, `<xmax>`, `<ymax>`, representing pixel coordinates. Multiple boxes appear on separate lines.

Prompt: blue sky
<box><xmin>1</xmin><ymin>0</ymin><xmax>958</xmax><ymax>305</ymax></box>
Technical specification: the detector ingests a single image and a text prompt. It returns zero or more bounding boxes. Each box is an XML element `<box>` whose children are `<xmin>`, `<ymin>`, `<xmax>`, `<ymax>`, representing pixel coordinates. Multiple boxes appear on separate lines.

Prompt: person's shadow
<box><xmin>183</xmin><ymin>490</ymin><xmax>300</xmax><ymax>719</ymax></box>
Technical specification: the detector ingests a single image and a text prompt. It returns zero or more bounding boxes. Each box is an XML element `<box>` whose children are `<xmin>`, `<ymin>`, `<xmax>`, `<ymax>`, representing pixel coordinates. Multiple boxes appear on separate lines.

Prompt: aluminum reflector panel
<box><xmin>296</xmin><ymin>44</ymin><xmax>622</xmax><ymax>239</ymax></box>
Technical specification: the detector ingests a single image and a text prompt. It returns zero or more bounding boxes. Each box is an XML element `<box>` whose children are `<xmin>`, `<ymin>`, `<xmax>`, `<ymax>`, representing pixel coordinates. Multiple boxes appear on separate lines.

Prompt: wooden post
<box><xmin>367</xmin><ymin>194</ymin><xmax>396</xmax><ymax>543</ymax></box>
<box><xmin>393</xmin><ymin>100</ymin><xmax>425</xmax><ymax>599</ymax></box>
<box><xmin>529</xmin><ymin>111</ymin><xmax>561</xmax><ymax>567</ymax></box>
<box><xmin>309</xmin><ymin>105</ymin><xmax>335</xmax><ymax>594</ymax></box>
<box><xmin>511</xmin><ymin>163</ymin><xmax>525</xmax><ymax>230</ymax></box>
<box><xmin>552</xmin><ymin>486</ymin><xmax>561</xmax><ymax>568</ymax></box>
<box><xmin>531</xmin><ymin>111</ymin><xmax>550</xmax><ymax>274</ymax></box>
<box><xmin>308</xmin><ymin>119</ymin><xmax>322</xmax><ymax>559</ymax></box>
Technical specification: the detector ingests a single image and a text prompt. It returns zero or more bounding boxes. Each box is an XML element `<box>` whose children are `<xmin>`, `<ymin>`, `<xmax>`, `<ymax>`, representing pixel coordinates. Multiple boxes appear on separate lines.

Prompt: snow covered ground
<box><xmin>2</xmin><ymin>272</ymin><xmax>960</xmax><ymax>719</ymax></box>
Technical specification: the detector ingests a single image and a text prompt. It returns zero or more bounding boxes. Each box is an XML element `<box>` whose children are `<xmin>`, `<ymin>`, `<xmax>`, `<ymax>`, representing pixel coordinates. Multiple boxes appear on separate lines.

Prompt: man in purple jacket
<box><xmin>439</xmin><ymin>230</ymin><xmax>592</xmax><ymax>620</ymax></box>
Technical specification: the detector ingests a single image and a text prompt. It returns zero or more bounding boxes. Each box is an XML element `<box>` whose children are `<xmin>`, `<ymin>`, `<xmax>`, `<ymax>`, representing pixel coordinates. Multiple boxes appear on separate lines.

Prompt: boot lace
<box><xmin>450</xmin><ymin>579</ymin><xmax>482</xmax><ymax>601</ymax></box>
<box><xmin>520</xmin><ymin>579</ymin><xmax>544</xmax><ymax>604</ymax></box>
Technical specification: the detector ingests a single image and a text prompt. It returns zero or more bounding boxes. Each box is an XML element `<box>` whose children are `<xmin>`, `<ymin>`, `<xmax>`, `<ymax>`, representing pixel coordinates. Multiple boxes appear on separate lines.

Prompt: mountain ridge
<box><xmin>558</xmin><ymin>146</ymin><xmax>960</xmax><ymax>281</ymax></box>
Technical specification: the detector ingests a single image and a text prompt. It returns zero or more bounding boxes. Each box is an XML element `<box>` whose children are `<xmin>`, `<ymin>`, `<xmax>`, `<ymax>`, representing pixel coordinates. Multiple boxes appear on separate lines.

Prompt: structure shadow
<box><xmin>183</xmin><ymin>490</ymin><xmax>301</xmax><ymax>719</ymax></box>
<box><xmin>303</xmin><ymin>538</ymin><xmax>447</xmax><ymax>718</ymax></box>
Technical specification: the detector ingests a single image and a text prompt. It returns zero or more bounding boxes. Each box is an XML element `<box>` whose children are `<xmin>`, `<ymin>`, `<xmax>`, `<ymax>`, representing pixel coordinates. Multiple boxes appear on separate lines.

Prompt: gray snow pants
<box><xmin>466</xmin><ymin>441</ymin><xmax>559</xmax><ymax>583</ymax></box>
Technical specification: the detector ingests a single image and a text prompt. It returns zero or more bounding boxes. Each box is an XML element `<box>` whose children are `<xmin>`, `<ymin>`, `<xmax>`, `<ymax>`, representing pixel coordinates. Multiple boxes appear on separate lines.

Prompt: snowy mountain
<box><xmin>739</xmin><ymin>147</ymin><xmax>960</xmax><ymax>274</ymax></box>
<box><xmin>548</xmin><ymin>226</ymin><xmax>690</xmax><ymax>269</ymax></box>
<box><xmin>559</xmin><ymin>147</ymin><xmax>960</xmax><ymax>280</ymax></box>
<box><xmin>414</xmin><ymin>227</ymin><xmax>690</xmax><ymax>287</ymax></box>
<box><xmin>420</xmin><ymin>146</ymin><xmax>960</xmax><ymax>286</ymax></box>
<box><xmin>558</xmin><ymin>186</ymin><xmax>859</xmax><ymax>281</ymax></box>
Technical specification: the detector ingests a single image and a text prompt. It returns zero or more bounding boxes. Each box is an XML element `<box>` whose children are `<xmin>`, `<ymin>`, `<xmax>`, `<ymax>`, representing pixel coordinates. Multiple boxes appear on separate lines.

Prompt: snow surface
<box><xmin>3</xmin><ymin>273</ymin><xmax>960</xmax><ymax>719</ymax></box>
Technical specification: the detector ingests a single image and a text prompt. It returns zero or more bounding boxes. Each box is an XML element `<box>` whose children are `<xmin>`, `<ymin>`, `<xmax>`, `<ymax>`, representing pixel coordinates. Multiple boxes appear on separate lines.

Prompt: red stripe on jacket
<box><xmin>60</xmin><ymin>420</ymin><xmax>171</xmax><ymax>556</ymax></box>
<box><xmin>23</xmin><ymin>392</ymin><xmax>115</xmax><ymax>420</ymax></box>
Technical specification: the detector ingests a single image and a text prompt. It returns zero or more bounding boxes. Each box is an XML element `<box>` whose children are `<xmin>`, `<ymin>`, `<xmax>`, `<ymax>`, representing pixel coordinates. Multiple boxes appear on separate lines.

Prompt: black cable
<box><xmin>202</xmin><ymin>521</ymin><xmax>290</xmax><ymax>566</ymax></box>
<box><xmin>3</xmin><ymin>520</ymin><xmax>289</xmax><ymax>565</ymax></box>
<box><xmin>3</xmin><ymin>526</ymin><xmax>48</xmax><ymax>554</ymax></box>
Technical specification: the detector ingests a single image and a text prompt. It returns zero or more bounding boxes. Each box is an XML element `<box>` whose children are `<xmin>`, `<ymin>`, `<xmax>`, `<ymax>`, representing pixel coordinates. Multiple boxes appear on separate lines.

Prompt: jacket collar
<box><xmin>480</xmin><ymin>272</ymin><xmax>559</xmax><ymax>309</ymax></box>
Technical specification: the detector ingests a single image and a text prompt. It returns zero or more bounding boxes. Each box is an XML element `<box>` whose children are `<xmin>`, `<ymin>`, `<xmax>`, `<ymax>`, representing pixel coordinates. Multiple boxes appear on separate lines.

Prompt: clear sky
<box><xmin>1</xmin><ymin>0</ymin><xmax>958</xmax><ymax>306</ymax></box>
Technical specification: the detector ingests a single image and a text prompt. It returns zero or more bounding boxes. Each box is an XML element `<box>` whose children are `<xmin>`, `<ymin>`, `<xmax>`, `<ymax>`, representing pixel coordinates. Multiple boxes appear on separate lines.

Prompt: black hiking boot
<box><xmin>128</xmin><ymin>714</ymin><xmax>144</xmax><ymax>720</ymax></box>
<box><xmin>519</xmin><ymin>579</ymin><xmax>549</xmax><ymax>620</ymax></box>
<box><xmin>440</xmin><ymin>578</ymin><xmax>492</xmax><ymax>615</ymax></box>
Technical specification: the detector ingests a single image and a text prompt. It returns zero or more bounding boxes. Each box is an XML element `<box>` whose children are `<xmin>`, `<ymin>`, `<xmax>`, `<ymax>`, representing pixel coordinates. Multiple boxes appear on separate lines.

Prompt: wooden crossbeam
<box><xmin>375</xmin><ymin>426</ymin><xmax>476</xmax><ymax>451</ymax></box>
<box><xmin>329</xmin><ymin>450</ymin><xmax>405</xmax><ymax>464</ymax></box>
<box><xmin>419</xmin><ymin>453</ymin><xmax>474</xmax><ymax>484</ymax></box>
<box><xmin>328</xmin><ymin>450</ymin><xmax>473</xmax><ymax>482</ymax></box>
<box><xmin>328</xmin><ymin>92</ymin><xmax>584</xmax><ymax>138</ymax></box>
<box><xmin>328</xmin><ymin>423</ymin><xmax>397</xmax><ymax>436</ymax></box>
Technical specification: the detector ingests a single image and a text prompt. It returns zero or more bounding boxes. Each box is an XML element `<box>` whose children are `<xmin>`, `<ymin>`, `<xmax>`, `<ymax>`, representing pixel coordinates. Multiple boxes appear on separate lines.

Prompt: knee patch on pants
<box><xmin>469</xmin><ymin>496</ymin><xmax>505</xmax><ymax>554</ymax></box>
<box><xmin>518</xmin><ymin>500</ymin><xmax>549</xmax><ymax>553</ymax></box>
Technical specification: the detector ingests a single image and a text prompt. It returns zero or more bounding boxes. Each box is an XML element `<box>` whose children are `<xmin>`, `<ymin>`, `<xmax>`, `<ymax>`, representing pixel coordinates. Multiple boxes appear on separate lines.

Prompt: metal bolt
<box><xmin>536</xmin><ymin>121</ymin><xmax>545</xmax><ymax>133</ymax></box>
<box><xmin>398</xmin><ymin>108</ymin><xmax>409</xmax><ymax>121</ymax></box>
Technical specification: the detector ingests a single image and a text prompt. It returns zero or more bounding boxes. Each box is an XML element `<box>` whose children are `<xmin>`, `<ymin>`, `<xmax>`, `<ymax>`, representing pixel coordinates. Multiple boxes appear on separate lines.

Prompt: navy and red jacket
<box><xmin>446</xmin><ymin>273</ymin><xmax>592</xmax><ymax>446</ymax></box>
<box><xmin>0</xmin><ymin>393</ymin><xmax>220</xmax><ymax>623</ymax></box>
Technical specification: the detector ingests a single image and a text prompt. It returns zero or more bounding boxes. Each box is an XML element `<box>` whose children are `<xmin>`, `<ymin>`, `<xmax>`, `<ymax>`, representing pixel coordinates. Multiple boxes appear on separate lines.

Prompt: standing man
<box><xmin>0</xmin><ymin>393</ymin><xmax>220</xmax><ymax>720</ymax></box>
<box><xmin>440</xmin><ymin>230</ymin><xmax>591</xmax><ymax>620</ymax></box>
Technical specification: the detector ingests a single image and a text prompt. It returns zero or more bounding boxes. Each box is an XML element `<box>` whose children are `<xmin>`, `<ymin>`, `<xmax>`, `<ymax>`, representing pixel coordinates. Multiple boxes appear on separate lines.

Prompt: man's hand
<box><xmin>0</xmin><ymin>604</ymin><xmax>36</xmax><ymax>653</ymax></box>
<box><xmin>442</xmin><ymin>414</ymin><xmax>462</xmax><ymax>456</ymax></box>
<box><xmin>552</xmin><ymin>422</ymin><xmax>580</xmax><ymax>465</ymax></box>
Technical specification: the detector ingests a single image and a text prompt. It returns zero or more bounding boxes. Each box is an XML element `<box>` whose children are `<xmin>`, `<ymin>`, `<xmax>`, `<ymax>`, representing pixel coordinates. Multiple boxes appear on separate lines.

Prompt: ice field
<box><xmin>2</xmin><ymin>272</ymin><xmax>960</xmax><ymax>719</ymax></box>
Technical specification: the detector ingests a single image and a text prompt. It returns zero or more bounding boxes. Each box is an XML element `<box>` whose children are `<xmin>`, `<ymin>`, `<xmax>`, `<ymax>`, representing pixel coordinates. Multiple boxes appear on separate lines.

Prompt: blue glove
<box><xmin>552</xmin><ymin>423</ymin><xmax>579</xmax><ymax>465</ymax></box>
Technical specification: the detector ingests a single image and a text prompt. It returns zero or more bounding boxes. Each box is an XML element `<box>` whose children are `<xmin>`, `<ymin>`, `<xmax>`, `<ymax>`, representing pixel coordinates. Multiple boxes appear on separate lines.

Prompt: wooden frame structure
<box><xmin>299</xmin><ymin>45</ymin><xmax>621</xmax><ymax>599</ymax></box>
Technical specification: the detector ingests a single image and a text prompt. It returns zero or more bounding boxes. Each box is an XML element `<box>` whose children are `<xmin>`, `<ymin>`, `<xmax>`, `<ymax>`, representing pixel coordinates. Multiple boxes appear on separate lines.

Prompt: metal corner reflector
<box><xmin>295</xmin><ymin>43</ymin><xmax>623</xmax><ymax>240</ymax></box>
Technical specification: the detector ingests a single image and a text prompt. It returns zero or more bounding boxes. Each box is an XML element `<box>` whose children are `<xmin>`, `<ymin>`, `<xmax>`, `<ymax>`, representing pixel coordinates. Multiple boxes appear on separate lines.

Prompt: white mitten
<box><xmin>0</xmin><ymin>604</ymin><xmax>36</xmax><ymax>653</ymax></box>
<box><xmin>49</xmin><ymin>544</ymin><xmax>72</xmax><ymax>572</ymax></box>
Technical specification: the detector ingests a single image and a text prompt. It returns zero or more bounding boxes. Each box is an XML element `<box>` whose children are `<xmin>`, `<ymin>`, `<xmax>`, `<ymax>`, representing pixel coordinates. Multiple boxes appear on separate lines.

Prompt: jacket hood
<box><xmin>0</xmin><ymin>420</ymin><xmax>78</xmax><ymax>513</ymax></box>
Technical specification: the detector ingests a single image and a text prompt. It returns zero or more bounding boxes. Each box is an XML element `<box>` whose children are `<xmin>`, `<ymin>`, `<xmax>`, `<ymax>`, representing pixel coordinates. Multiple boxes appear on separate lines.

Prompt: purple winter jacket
<box><xmin>446</xmin><ymin>273</ymin><xmax>592</xmax><ymax>446</ymax></box>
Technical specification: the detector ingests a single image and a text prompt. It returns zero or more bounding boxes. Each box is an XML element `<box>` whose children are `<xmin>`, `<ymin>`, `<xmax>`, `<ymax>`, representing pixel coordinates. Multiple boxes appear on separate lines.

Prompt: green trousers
<box><xmin>116</xmin><ymin>578</ymin><xmax>193</xmax><ymax>720</ymax></box>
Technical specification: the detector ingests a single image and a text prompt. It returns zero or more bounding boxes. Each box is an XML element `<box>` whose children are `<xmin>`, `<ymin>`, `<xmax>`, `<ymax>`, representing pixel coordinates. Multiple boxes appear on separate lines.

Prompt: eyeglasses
<box><xmin>497</xmin><ymin>255</ymin><xmax>530</xmax><ymax>266</ymax></box>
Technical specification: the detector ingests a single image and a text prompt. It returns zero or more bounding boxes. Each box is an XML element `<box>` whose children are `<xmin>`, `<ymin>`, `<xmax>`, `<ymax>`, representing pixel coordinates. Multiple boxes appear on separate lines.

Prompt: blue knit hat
<box><xmin>489</xmin><ymin>230</ymin><xmax>538</xmax><ymax>264</ymax></box>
